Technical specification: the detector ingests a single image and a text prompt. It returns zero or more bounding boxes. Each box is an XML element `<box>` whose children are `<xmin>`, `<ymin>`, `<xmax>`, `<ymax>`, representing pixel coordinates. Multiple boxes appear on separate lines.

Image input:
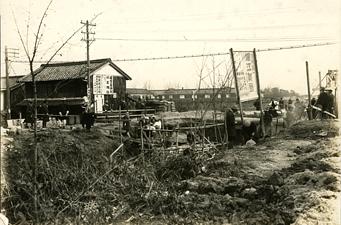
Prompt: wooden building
<box><xmin>12</xmin><ymin>58</ymin><xmax>131</xmax><ymax>117</ymax></box>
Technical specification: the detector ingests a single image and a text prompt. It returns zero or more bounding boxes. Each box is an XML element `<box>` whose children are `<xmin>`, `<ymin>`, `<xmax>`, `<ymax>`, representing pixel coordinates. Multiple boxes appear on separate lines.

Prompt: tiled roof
<box><xmin>20</xmin><ymin>58</ymin><xmax>131</xmax><ymax>82</ymax></box>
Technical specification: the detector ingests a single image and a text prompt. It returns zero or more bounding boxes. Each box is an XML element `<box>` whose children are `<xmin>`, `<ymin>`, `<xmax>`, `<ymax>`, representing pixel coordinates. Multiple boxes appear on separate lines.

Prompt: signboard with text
<box><xmin>235</xmin><ymin>52</ymin><xmax>258</xmax><ymax>102</ymax></box>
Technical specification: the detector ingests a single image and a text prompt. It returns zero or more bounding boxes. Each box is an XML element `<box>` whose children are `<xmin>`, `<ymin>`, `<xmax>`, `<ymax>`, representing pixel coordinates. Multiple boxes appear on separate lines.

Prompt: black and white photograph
<box><xmin>0</xmin><ymin>0</ymin><xmax>340</xmax><ymax>224</ymax></box>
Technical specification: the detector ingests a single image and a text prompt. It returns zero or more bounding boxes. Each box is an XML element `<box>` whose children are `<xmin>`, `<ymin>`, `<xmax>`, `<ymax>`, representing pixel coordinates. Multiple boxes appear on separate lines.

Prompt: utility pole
<box><xmin>81</xmin><ymin>20</ymin><xmax>95</xmax><ymax>106</ymax></box>
<box><xmin>306</xmin><ymin>61</ymin><xmax>312</xmax><ymax>120</ymax></box>
<box><xmin>318</xmin><ymin>71</ymin><xmax>322</xmax><ymax>90</ymax></box>
<box><xmin>253</xmin><ymin>49</ymin><xmax>265</xmax><ymax>137</ymax></box>
<box><xmin>4</xmin><ymin>46</ymin><xmax>19</xmax><ymax>120</ymax></box>
<box><xmin>229</xmin><ymin>48</ymin><xmax>243</xmax><ymax>124</ymax></box>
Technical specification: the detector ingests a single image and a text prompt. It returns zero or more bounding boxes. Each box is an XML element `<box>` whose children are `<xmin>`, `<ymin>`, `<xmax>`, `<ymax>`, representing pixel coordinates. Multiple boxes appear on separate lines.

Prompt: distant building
<box><xmin>11</xmin><ymin>58</ymin><xmax>131</xmax><ymax>117</ymax></box>
<box><xmin>126</xmin><ymin>88</ymin><xmax>155</xmax><ymax>100</ymax></box>
<box><xmin>152</xmin><ymin>87</ymin><xmax>237</xmax><ymax>111</ymax></box>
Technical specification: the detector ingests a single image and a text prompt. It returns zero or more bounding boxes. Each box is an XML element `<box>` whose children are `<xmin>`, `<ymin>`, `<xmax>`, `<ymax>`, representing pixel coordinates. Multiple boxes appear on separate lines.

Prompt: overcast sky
<box><xmin>1</xmin><ymin>0</ymin><xmax>340</xmax><ymax>94</ymax></box>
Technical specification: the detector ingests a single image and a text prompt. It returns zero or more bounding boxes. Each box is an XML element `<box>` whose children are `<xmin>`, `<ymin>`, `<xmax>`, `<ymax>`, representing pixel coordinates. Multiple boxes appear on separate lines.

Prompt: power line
<box><xmin>10</xmin><ymin>42</ymin><xmax>337</xmax><ymax>63</ymax></box>
<box><xmin>96</xmin><ymin>37</ymin><xmax>334</xmax><ymax>43</ymax></box>
<box><xmin>96</xmin><ymin>23</ymin><xmax>332</xmax><ymax>34</ymax></box>
<box><xmin>112</xmin><ymin>42</ymin><xmax>337</xmax><ymax>62</ymax></box>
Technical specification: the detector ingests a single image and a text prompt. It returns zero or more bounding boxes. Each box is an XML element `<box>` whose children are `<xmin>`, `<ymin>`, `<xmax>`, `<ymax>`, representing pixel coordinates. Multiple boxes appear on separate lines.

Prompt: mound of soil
<box><xmin>289</xmin><ymin>120</ymin><xmax>339</xmax><ymax>139</ymax></box>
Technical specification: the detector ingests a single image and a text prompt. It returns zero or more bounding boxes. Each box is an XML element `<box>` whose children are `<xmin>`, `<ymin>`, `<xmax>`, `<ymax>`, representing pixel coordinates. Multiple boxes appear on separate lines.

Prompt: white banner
<box><xmin>92</xmin><ymin>74</ymin><xmax>115</xmax><ymax>95</ymax></box>
<box><xmin>235</xmin><ymin>52</ymin><xmax>258</xmax><ymax>102</ymax></box>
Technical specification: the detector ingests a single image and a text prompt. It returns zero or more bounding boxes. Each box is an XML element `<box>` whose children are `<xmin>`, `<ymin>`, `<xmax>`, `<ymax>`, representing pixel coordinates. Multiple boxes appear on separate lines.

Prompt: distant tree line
<box><xmin>262</xmin><ymin>87</ymin><xmax>300</xmax><ymax>98</ymax></box>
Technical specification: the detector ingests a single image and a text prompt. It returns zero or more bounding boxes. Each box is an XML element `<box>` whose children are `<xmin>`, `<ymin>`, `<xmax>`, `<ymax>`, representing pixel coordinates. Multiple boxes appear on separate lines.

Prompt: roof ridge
<box><xmin>41</xmin><ymin>58</ymin><xmax>111</xmax><ymax>67</ymax></box>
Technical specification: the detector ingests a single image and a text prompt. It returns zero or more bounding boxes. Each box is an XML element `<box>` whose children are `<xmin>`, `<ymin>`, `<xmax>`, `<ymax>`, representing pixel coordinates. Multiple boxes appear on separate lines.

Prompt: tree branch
<box><xmin>32</xmin><ymin>0</ymin><xmax>53</xmax><ymax>62</ymax></box>
<box><xmin>12</xmin><ymin>9</ymin><xmax>30</xmax><ymax>61</ymax></box>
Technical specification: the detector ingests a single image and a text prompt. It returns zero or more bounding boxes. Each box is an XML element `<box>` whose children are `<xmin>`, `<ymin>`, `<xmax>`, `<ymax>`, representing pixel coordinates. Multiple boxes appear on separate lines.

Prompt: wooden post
<box><xmin>118</xmin><ymin>105</ymin><xmax>122</xmax><ymax>143</ymax></box>
<box><xmin>253</xmin><ymin>49</ymin><xmax>265</xmax><ymax>138</ymax></box>
<box><xmin>230</xmin><ymin>48</ymin><xmax>244</xmax><ymax>124</ymax></box>
<box><xmin>306</xmin><ymin>61</ymin><xmax>312</xmax><ymax>120</ymax></box>
<box><xmin>319</xmin><ymin>71</ymin><xmax>322</xmax><ymax>90</ymax></box>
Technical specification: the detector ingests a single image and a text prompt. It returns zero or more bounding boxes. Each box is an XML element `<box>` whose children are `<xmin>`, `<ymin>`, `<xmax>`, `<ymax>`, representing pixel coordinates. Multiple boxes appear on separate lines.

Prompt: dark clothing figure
<box><xmin>287</xmin><ymin>99</ymin><xmax>294</xmax><ymax>112</ymax></box>
<box><xmin>311</xmin><ymin>98</ymin><xmax>316</xmax><ymax>106</ymax></box>
<box><xmin>326</xmin><ymin>91</ymin><xmax>334</xmax><ymax>114</ymax></box>
<box><xmin>253</xmin><ymin>99</ymin><xmax>261</xmax><ymax>110</ymax></box>
<box><xmin>270</xmin><ymin>99</ymin><xmax>276</xmax><ymax>109</ymax></box>
<box><xmin>150</xmin><ymin>116</ymin><xmax>156</xmax><ymax>125</ymax></box>
<box><xmin>263</xmin><ymin>110</ymin><xmax>273</xmax><ymax>137</ymax></box>
<box><xmin>225</xmin><ymin>109</ymin><xmax>236</xmax><ymax>148</ymax></box>
<box><xmin>102</xmin><ymin>103</ymin><xmax>110</xmax><ymax>112</ymax></box>
<box><xmin>25</xmin><ymin>102</ymin><xmax>34</xmax><ymax>128</ymax></box>
<box><xmin>316</xmin><ymin>92</ymin><xmax>329</xmax><ymax>111</ymax></box>
<box><xmin>81</xmin><ymin>102</ymin><xmax>95</xmax><ymax>130</ymax></box>
<box><xmin>187</xmin><ymin>131</ymin><xmax>195</xmax><ymax>145</ymax></box>
<box><xmin>123</xmin><ymin>113</ymin><xmax>131</xmax><ymax>137</ymax></box>
<box><xmin>316</xmin><ymin>89</ymin><xmax>329</xmax><ymax>119</ymax></box>
<box><xmin>40</xmin><ymin>102</ymin><xmax>49</xmax><ymax>128</ymax></box>
<box><xmin>242</xmin><ymin>121</ymin><xmax>258</xmax><ymax>144</ymax></box>
<box><xmin>279</xmin><ymin>98</ymin><xmax>284</xmax><ymax>110</ymax></box>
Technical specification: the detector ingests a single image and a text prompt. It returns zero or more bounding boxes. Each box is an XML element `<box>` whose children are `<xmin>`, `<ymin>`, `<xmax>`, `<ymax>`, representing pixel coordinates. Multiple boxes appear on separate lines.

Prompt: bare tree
<box><xmin>12</xmin><ymin>1</ymin><xmax>101</xmax><ymax>222</ymax></box>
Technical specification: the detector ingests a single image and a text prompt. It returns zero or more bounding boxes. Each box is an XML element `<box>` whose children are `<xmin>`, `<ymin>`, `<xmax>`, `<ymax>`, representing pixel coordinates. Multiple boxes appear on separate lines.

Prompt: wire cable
<box><xmin>10</xmin><ymin>42</ymin><xmax>337</xmax><ymax>63</ymax></box>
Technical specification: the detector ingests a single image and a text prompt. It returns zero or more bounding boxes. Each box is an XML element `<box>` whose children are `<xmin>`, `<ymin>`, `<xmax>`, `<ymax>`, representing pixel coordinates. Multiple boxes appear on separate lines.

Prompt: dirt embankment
<box><xmin>1</xmin><ymin>120</ymin><xmax>340</xmax><ymax>225</ymax></box>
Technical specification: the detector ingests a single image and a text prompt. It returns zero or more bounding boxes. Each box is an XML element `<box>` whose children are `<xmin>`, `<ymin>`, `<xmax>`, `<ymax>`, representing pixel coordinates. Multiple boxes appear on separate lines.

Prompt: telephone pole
<box><xmin>4</xmin><ymin>46</ymin><xmax>19</xmax><ymax>119</ymax></box>
<box><xmin>81</xmin><ymin>20</ymin><xmax>95</xmax><ymax>105</ymax></box>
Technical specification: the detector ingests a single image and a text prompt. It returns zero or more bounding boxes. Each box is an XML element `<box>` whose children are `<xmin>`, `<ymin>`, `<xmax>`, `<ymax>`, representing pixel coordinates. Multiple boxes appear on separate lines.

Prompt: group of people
<box><xmin>224</xmin><ymin>106</ymin><xmax>260</xmax><ymax>148</ymax></box>
<box><xmin>23</xmin><ymin>98</ymin><xmax>96</xmax><ymax>130</ymax></box>
<box><xmin>24</xmin><ymin>100</ymin><xmax>50</xmax><ymax>129</ymax></box>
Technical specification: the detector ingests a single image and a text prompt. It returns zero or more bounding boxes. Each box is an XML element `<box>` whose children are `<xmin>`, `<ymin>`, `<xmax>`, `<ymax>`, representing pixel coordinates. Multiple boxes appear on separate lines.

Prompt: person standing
<box><xmin>122</xmin><ymin>112</ymin><xmax>131</xmax><ymax>137</ymax></box>
<box><xmin>278</xmin><ymin>98</ymin><xmax>284</xmax><ymax>110</ymax></box>
<box><xmin>25</xmin><ymin>101</ymin><xmax>34</xmax><ymax>128</ymax></box>
<box><xmin>224</xmin><ymin>108</ymin><xmax>237</xmax><ymax>148</ymax></box>
<box><xmin>326</xmin><ymin>89</ymin><xmax>335</xmax><ymax>115</ymax></box>
<box><xmin>316</xmin><ymin>87</ymin><xmax>329</xmax><ymax>119</ymax></box>
<box><xmin>263</xmin><ymin>109</ymin><xmax>273</xmax><ymax>137</ymax></box>
<box><xmin>58</xmin><ymin>99</ymin><xmax>69</xmax><ymax>128</ymax></box>
<box><xmin>253</xmin><ymin>99</ymin><xmax>261</xmax><ymax>110</ymax></box>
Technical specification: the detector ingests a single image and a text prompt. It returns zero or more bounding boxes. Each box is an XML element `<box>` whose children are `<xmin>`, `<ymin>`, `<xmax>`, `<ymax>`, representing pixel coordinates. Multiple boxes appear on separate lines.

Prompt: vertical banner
<box><xmin>234</xmin><ymin>52</ymin><xmax>259</xmax><ymax>102</ymax></box>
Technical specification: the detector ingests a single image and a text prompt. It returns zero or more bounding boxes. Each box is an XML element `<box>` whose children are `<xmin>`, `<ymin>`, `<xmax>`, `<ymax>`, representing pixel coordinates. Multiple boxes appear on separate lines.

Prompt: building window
<box><xmin>169</xmin><ymin>95</ymin><xmax>173</xmax><ymax>99</ymax></box>
<box><xmin>217</xmin><ymin>94</ymin><xmax>221</xmax><ymax>99</ymax></box>
<box><xmin>179</xmin><ymin>95</ymin><xmax>185</xmax><ymax>99</ymax></box>
<box><xmin>205</xmin><ymin>94</ymin><xmax>210</xmax><ymax>99</ymax></box>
